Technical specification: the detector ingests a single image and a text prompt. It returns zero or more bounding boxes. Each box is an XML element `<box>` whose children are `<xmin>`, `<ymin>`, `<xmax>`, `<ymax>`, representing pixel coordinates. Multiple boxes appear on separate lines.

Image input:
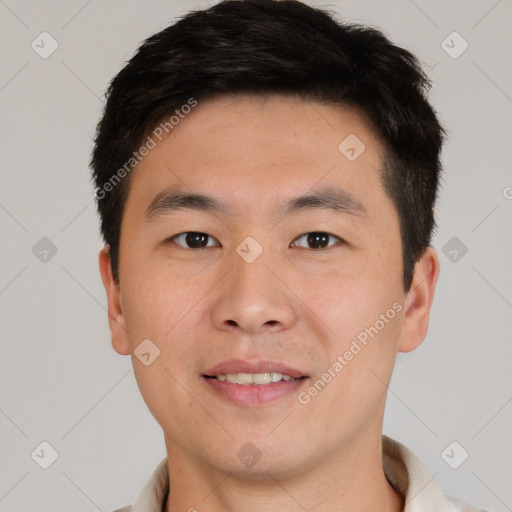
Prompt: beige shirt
<box><xmin>113</xmin><ymin>436</ymin><xmax>489</xmax><ymax>512</ymax></box>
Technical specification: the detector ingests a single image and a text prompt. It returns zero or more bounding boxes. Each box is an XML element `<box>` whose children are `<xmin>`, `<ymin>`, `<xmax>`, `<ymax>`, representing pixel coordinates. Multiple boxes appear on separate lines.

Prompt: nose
<box><xmin>210</xmin><ymin>245</ymin><xmax>299</xmax><ymax>336</ymax></box>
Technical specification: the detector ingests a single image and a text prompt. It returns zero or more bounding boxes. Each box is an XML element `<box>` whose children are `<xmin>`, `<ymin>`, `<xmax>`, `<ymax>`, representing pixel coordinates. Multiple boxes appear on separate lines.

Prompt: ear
<box><xmin>398</xmin><ymin>246</ymin><xmax>440</xmax><ymax>353</ymax></box>
<box><xmin>99</xmin><ymin>246</ymin><xmax>130</xmax><ymax>355</ymax></box>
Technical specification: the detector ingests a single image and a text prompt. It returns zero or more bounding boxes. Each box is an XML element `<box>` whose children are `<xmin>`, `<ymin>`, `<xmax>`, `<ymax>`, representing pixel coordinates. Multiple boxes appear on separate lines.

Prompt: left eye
<box><xmin>292</xmin><ymin>232</ymin><xmax>342</xmax><ymax>249</ymax></box>
<box><xmin>170</xmin><ymin>232</ymin><xmax>220</xmax><ymax>249</ymax></box>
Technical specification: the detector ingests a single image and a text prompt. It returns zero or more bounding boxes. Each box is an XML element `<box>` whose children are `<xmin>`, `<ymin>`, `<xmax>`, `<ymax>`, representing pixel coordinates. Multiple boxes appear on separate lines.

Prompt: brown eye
<box><xmin>292</xmin><ymin>232</ymin><xmax>342</xmax><ymax>249</ymax></box>
<box><xmin>171</xmin><ymin>232</ymin><xmax>219</xmax><ymax>248</ymax></box>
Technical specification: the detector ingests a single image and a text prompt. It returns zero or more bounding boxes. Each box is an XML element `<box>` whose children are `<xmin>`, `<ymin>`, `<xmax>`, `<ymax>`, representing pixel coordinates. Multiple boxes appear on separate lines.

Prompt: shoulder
<box><xmin>446</xmin><ymin>495</ymin><xmax>493</xmax><ymax>512</ymax></box>
<box><xmin>382</xmin><ymin>436</ymin><xmax>493</xmax><ymax>512</ymax></box>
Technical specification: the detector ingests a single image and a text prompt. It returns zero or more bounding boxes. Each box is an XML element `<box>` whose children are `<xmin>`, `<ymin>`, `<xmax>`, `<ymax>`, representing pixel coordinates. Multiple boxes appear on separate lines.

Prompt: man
<box><xmin>91</xmin><ymin>1</ymin><xmax>487</xmax><ymax>510</ymax></box>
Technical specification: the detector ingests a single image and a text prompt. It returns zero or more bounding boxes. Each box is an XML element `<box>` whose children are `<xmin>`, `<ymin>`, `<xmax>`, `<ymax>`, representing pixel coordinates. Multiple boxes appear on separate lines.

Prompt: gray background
<box><xmin>1</xmin><ymin>0</ymin><xmax>511</xmax><ymax>510</ymax></box>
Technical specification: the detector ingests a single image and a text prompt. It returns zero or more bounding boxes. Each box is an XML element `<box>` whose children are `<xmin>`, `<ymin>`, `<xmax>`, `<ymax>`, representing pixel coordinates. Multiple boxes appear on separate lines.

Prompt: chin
<box><xmin>207</xmin><ymin>440</ymin><xmax>314</xmax><ymax>479</ymax></box>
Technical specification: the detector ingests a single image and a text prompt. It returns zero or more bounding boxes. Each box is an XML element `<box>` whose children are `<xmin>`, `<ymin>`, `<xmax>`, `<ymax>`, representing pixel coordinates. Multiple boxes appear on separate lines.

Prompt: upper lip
<box><xmin>203</xmin><ymin>359</ymin><xmax>308</xmax><ymax>379</ymax></box>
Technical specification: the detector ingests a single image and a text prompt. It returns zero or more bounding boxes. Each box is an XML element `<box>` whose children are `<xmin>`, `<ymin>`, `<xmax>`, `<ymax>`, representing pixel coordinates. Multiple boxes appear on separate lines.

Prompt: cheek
<box><xmin>120</xmin><ymin>262</ymin><xmax>211</xmax><ymax>343</ymax></box>
<box><xmin>301</xmin><ymin>270</ymin><xmax>401</xmax><ymax>344</ymax></box>
<box><xmin>131</xmin><ymin>352</ymin><xmax>194</xmax><ymax>436</ymax></box>
<box><xmin>299</xmin><ymin>295</ymin><xmax>403</xmax><ymax>424</ymax></box>
<box><xmin>301</xmin><ymin>266</ymin><xmax>405</xmax><ymax>408</ymax></box>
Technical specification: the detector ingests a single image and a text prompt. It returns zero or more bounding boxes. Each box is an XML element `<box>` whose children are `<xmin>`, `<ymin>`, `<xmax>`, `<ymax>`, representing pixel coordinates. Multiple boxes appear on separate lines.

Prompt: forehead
<box><xmin>125</xmin><ymin>94</ymin><xmax>391</xmax><ymax>223</ymax></box>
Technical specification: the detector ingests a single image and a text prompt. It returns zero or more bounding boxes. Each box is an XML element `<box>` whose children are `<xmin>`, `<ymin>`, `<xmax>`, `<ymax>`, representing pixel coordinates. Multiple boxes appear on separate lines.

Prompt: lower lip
<box><xmin>203</xmin><ymin>377</ymin><xmax>307</xmax><ymax>406</ymax></box>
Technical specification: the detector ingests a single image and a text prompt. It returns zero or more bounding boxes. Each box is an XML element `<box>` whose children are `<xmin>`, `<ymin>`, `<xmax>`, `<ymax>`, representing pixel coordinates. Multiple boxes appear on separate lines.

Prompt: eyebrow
<box><xmin>145</xmin><ymin>185</ymin><xmax>366</xmax><ymax>222</ymax></box>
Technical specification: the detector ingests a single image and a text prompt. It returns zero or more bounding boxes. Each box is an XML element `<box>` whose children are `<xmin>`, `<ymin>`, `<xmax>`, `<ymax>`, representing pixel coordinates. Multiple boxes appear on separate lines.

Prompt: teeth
<box><xmin>252</xmin><ymin>373</ymin><xmax>271</xmax><ymax>385</ymax></box>
<box><xmin>270</xmin><ymin>372</ymin><xmax>282</xmax><ymax>383</ymax></box>
<box><xmin>234</xmin><ymin>373</ymin><xmax>254</xmax><ymax>385</ymax></box>
<box><xmin>214</xmin><ymin>372</ymin><xmax>296</xmax><ymax>385</ymax></box>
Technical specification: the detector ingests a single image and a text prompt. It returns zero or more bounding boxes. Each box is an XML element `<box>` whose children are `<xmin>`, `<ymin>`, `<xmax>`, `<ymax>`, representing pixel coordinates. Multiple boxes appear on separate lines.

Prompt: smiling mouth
<box><xmin>202</xmin><ymin>362</ymin><xmax>309</xmax><ymax>405</ymax></box>
<box><xmin>204</xmin><ymin>372</ymin><xmax>308</xmax><ymax>385</ymax></box>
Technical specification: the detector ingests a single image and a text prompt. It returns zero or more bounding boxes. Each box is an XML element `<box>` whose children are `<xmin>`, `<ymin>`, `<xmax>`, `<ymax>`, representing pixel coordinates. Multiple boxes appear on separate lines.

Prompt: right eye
<box><xmin>168</xmin><ymin>231</ymin><xmax>220</xmax><ymax>249</ymax></box>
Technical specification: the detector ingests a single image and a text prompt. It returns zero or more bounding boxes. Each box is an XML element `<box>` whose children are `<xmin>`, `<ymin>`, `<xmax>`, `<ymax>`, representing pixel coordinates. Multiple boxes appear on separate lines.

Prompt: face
<box><xmin>100</xmin><ymin>94</ymin><xmax>439</xmax><ymax>478</ymax></box>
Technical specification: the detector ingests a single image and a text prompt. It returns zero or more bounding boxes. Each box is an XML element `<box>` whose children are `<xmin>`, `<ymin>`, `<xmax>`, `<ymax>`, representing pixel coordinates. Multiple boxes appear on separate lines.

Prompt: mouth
<box><xmin>202</xmin><ymin>360</ymin><xmax>309</xmax><ymax>406</ymax></box>
<box><xmin>204</xmin><ymin>372</ymin><xmax>301</xmax><ymax>385</ymax></box>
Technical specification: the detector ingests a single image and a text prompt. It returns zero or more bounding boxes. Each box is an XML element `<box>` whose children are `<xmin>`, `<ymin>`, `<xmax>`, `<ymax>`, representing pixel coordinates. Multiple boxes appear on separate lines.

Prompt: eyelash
<box><xmin>168</xmin><ymin>231</ymin><xmax>344</xmax><ymax>250</ymax></box>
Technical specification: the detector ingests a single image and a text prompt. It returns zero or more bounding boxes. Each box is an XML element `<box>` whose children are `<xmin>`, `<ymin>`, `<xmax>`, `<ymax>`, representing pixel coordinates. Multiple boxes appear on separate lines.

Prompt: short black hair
<box><xmin>91</xmin><ymin>0</ymin><xmax>444</xmax><ymax>290</ymax></box>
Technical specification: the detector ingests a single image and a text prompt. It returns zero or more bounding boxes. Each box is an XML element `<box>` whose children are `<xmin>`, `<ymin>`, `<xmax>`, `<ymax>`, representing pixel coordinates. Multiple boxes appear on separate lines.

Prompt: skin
<box><xmin>99</xmin><ymin>94</ymin><xmax>439</xmax><ymax>512</ymax></box>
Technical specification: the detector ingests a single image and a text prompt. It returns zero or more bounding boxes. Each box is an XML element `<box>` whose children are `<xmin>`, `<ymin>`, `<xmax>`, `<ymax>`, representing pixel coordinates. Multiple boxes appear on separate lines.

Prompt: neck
<box><xmin>164</xmin><ymin>433</ymin><xmax>404</xmax><ymax>512</ymax></box>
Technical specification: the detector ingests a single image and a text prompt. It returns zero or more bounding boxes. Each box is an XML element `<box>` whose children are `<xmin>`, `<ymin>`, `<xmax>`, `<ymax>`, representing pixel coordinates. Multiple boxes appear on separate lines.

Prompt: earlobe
<box><xmin>397</xmin><ymin>247</ymin><xmax>440</xmax><ymax>353</ymax></box>
<box><xmin>98</xmin><ymin>246</ymin><xmax>131</xmax><ymax>355</ymax></box>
